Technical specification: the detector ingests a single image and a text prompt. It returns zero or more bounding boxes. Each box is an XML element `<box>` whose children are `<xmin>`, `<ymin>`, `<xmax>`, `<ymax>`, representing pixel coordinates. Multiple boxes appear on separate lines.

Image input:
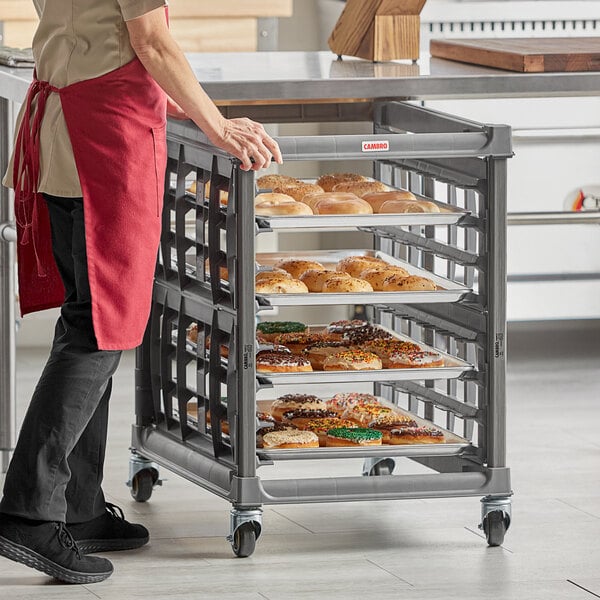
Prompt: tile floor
<box><xmin>1</xmin><ymin>323</ymin><xmax>600</xmax><ymax>600</ymax></box>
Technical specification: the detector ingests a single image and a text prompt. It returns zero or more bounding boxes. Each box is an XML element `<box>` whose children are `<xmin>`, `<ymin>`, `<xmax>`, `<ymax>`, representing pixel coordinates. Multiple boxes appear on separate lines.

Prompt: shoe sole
<box><xmin>0</xmin><ymin>535</ymin><xmax>113</xmax><ymax>584</ymax></box>
<box><xmin>77</xmin><ymin>536</ymin><xmax>149</xmax><ymax>554</ymax></box>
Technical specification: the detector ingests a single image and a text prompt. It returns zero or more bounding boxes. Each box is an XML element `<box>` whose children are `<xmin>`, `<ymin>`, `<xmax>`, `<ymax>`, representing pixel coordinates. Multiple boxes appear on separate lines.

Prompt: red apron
<box><xmin>13</xmin><ymin>58</ymin><xmax>167</xmax><ymax>350</ymax></box>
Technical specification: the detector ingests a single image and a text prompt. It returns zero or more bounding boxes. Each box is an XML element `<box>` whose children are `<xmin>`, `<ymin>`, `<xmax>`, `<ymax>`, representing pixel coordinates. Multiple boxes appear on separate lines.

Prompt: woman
<box><xmin>0</xmin><ymin>0</ymin><xmax>282</xmax><ymax>584</ymax></box>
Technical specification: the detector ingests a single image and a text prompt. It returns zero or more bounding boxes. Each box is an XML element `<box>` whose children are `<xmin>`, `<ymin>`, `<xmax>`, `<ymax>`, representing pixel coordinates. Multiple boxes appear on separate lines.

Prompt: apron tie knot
<box><xmin>13</xmin><ymin>76</ymin><xmax>59</xmax><ymax>277</ymax></box>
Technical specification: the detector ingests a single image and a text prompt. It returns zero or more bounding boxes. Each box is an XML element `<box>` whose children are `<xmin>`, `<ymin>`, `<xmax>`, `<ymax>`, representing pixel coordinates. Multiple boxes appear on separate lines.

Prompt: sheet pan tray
<box><xmin>256</xmin><ymin>249</ymin><xmax>471</xmax><ymax>306</ymax></box>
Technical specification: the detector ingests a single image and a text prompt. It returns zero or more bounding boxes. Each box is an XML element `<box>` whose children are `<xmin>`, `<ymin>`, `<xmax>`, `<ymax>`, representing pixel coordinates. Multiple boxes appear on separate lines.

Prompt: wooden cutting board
<box><xmin>430</xmin><ymin>37</ymin><xmax>600</xmax><ymax>72</ymax></box>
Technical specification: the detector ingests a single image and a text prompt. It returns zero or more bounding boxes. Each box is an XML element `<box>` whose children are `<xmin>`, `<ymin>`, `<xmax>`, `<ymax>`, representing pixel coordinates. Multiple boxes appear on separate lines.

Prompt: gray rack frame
<box><xmin>129</xmin><ymin>100</ymin><xmax>513</xmax><ymax>556</ymax></box>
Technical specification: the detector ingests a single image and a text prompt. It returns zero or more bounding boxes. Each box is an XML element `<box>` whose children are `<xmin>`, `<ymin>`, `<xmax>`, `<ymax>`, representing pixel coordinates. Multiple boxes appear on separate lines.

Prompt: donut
<box><xmin>186</xmin><ymin>322</ymin><xmax>198</xmax><ymax>344</ymax></box>
<box><xmin>322</xmin><ymin>350</ymin><xmax>382</xmax><ymax>371</ymax></box>
<box><xmin>361</xmin><ymin>337</ymin><xmax>421</xmax><ymax>360</ymax></box>
<box><xmin>316</xmin><ymin>173</ymin><xmax>368</xmax><ymax>192</ymax></box>
<box><xmin>274</xmin><ymin>259</ymin><xmax>325</xmax><ymax>280</ymax></box>
<box><xmin>326</xmin><ymin>392</ymin><xmax>379</xmax><ymax>415</ymax></box>
<box><xmin>379</xmin><ymin>199</ymin><xmax>441</xmax><ymax>214</ymax></box>
<box><xmin>272</xmin><ymin>331</ymin><xmax>341</xmax><ymax>354</ymax></box>
<box><xmin>256</xmin><ymin>411</ymin><xmax>276</xmax><ymax>424</ymax></box>
<box><xmin>382</xmin><ymin>274</ymin><xmax>437</xmax><ymax>292</ymax></box>
<box><xmin>290</xmin><ymin>417</ymin><xmax>358</xmax><ymax>446</ymax></box>
<box><xmin>255</xmin><ymin>201</ymin><xmax>314</xmax><ymax>217</ymax></box>
<box><xmin>342</xmin><ymin>402</ymin><xmax>394</xmax><ymax>426</ymax></box>
<box><xmin>325</xmin><ymin>427</ymin><xmax>382</xmax><ymax>447</ymax></box>
<box><xmin>205</xmin><ymin>335</ymin><xmax>229</xmax><ymax>358</ymax></box>
<box><xmin>300</xmin><ymin>192</ymin><xmax>361</xmax><ymax>211</ymax></box>
<box><xmin>385</xmin><ymin>349</ymin><xmax>445</xmax><ymax>369</ymax></box>
<box><xmin>255</xmin><ymin>351</ymin><xmax>313</xmax><ymax>373</ymax></box>
<box><xmin>302</xmin><ymin>341</ymin><xmax>351</xmax><ymax>370</ymax></box>
<box><xmin>281</xmin><ymin>408</ymin><xmax>338</xmax><ymax>423</ymax></box>
<box><xmin>321</xmin><ymin>277</ymin><xmax>373</xmax><ymax>293</ymax></box>
<box><xmin>342</xmin><ymin>324</ymin><xmax>394</xmax><ymax>345</ymax></box>
<box><xmin>367</xmin><ymin>414</ymin><xmax>419</xmax><ymax>443</ymax></box>
<box><xmin>256</xmin><ymin>321</ymin><xmax>307</xmax><ymax>343</ymax></box>
<box><xmin>255</xmin><ymin>277</ymin><xmax>309</xmax><ymax>294</ymax></box>
<box><xmin>261</xmin><ymin>429</ymin><xmax>319</xmax><ymax>449</ymax></box>
<box><xmin>256</xmin><ymin>423</ymin><xmax>297</xmax><ymax>448</ymax></box>
<box><xmin>204</xmin><ymin>258</ymin><xmax>228</xmax><ymax>281</ymax></box>
<box><xmin>327</xmin><ymin>320</ymin><xmax>368</xmax><ymax>335</ymax></box>
<box><xmin>255</xmin><ymin>269</ymin><xmax>292</xmax><ymax>283</ymax></box>
<box><xmin>270</xmin><ymin>394</ymin><xmax>327</xmax><ymax>421</ymax></box>
<box><xmin>313</xmin><ymin>196</ymin><xmax>373</xmax><ymax>215</ymax></box>
<box><xmin>273</xmin><ymin>182</ymin><xmax>324</xmax><ymax>201</ymax></box>
<box><xmin>206</xmin><ymin>411</ymin><xmax>229</xmax><ymax>435</ymax></box>
<box><xmin>336</xmin><ymin>255</ymin><xmax>388</xmax><ymax>278</ymax></box>
<box><xmin>332</xmin><ymin>181</ymin><xmax>388</xmax><ymax>197</ymax></box>
<box><xmin>359</xmin><ymin>266</ymin><xmax>411</xmax><ymax>291</ymax></box>
<box><xmin>257</xmin><ymin>174</ymin><xmax>300</xmax><ymax>189</ymax></box>
<box><xmin>362</xmin><ymin>190</ymin><xmax>417</xmax><ymax>213</ymax></box>
<box><xmin>388</xmin><ymin>426</ymin><xmax>445</xmax><ymax>445</ymax></box>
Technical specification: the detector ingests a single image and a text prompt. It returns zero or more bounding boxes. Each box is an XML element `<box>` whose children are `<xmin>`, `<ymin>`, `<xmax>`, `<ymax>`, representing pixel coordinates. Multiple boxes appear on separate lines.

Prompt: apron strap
<box><xmin>13</xmin><ymin>76</ymin><xmax>59</xmax><ymax>277</ymax></box>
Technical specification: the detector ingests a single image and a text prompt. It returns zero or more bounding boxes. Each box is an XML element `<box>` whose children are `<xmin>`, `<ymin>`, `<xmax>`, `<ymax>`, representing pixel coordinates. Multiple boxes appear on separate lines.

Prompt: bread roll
<box><xmin>257</xmin><ymin>174</ymin><xmax>299</xmax><ymax>189</ymax></box>
<box><xmin>362</xmin><ymin>190</ymin><xmax>416</xmax><ymax>213</ymax></box>
<box><xmin>188</xmin><ymin>181</ymin><xmax>229</xmax><ymax>205</ymax></box>
<box><xmin>336</xmin><ymin>255</ymin><xmax>388</xmax><ymax>278</ymax></box>
<box><xmin>275</xmin><ymin>259</ymin><xmax>325</xmax><ymax>280</ymax></box>
<box><xmin>299</xmin><ymin>269</ymin><xmax>349</xmax><ymax>293</ymax></box>
<box><xmin>255</xmin><ymin>202</ymin><xmax>313</xmax><ymax>216</ymax></box>
<box><xmin>322</xmin><ymin>276</ymin><xmax>373</xmax><ymax>293</ymax></box>
<box><xmin>359</xmin><ymin>266</ymin><xmax>410</xmax><ymax>291</ymax></box>
<box><xmin>255</xmin><ymin>269</ymin><xmax>292</xmax><ymax>283</ymax></box>
<box><xmin>299</xmin><ymin>192</ymin><xmax>357</xmax><ymax>211</ymax></box>
<box><xmin>316</xmin><ymin>173</ymin><xmax>368</xmax><ymax>192</ymax></box>
<box><xmin>382</xmin><ymin>274</ymin><xmax>437</xmax><ymax>292</ymax></box>
<box><xmin>255</xmin><ymin>277</ymin><xmax>309</xmax><ymax>294</ymax></box>
<box><xmin>313</xmin><ymin>196</ymin><xmax>373</xmax><ymax>215</ymax></box>
<box><xmin>379</xmin><ymin>200</ymin><xmax>441</xmax><ymax>214</ymax></box>
<box><xmin>332</xmin><ymin>181</ymin><xmax>388</xmax><ymax>197</ymax></box>
<box><xmin>273</xmin><ymin>182</ymin><xmax>324</xmax><ymax>201</ymax></box>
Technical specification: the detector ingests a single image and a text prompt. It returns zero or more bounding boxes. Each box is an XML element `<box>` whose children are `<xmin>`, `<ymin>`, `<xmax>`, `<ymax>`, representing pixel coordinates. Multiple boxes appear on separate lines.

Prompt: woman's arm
<box><xmin>126</xmin><ymin>8</ymin><xmax>282</xmax><ymax>171</ymax></box>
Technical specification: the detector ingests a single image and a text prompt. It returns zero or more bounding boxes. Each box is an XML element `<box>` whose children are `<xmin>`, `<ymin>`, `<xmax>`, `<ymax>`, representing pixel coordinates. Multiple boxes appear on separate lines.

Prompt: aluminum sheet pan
<box><xmin>256</xmin><ymin>400</ymin><xmax>472</xmax><ymax>460</ymax></box>
<box><xmin>256</xmin><ymin>249</ymin><xmax>470</xmax><ymax>306</ymax></box>
<box><xmin>257</xmin><ymin>323</ymin><xmax>473</xmax><ymax>384</ymax></box>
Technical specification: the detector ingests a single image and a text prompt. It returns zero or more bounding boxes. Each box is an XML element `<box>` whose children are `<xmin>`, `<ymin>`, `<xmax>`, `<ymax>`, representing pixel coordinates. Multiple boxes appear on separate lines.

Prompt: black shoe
<box><xmin>0</xmin><ymin>513</ymin><xmax>113</xmax><ymax>584</ymax></box>
<box><xmin>68</xmin><ymin>503</ymin><xmax>149</xmax><ymax>554</ymax></box>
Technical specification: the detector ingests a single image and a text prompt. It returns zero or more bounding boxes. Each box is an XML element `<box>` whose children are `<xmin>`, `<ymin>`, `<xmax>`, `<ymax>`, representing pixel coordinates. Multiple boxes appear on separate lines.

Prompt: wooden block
<box><xmin>168</xmin><ymin>0</ymin><xmax>293</xmax><ymax>18</ymax></box>
<box><xmin>2</xmin><ymin>20</ymin><xmax>37</xmax><ymax>48</ymax></box>
<box><xmin>169</xmin><ymin>18</ymin><xmax>258</xmax><ymax>53</ymax></box>
<box><xmin>329</xmin><ymin>0</ymin><xmax>424</xmax><ymax>62</ymax></box>
<box><xmin>374</xmin><ymin>15</ymin><xmax>420</xmax><ymax>61</ymax></box>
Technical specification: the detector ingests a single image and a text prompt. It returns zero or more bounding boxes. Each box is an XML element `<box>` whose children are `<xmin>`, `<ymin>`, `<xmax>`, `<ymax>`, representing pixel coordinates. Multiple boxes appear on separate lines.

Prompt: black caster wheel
<box><xmin>231</xmin><ymin>522</ymin><xmax>257</xmax><ymax>558</ymax></box>
<box><xmin>369</xmin><ymin>458</ymin><xmax>395</xmax><ymax>476</ymax></box>
<box><xmin>130</xmin><ymin>469</ymin><xmax>155</xmax><ymax>503</ymax></box>
<box><xmin>483</xmin><ymin>510</ymin><xmax>508</xmax><ymax>547</ymax></box>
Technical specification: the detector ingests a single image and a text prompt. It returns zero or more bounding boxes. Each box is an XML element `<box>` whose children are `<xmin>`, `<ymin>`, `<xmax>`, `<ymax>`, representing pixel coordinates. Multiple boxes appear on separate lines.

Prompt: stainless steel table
<box><xmin>2</xmin><ymin>50</ymin><xmax>600</xmax><ymax>471</ymax></box>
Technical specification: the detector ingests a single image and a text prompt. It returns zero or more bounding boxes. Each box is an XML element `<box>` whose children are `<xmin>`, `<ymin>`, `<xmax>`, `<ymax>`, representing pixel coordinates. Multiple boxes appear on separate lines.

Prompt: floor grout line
<box><xmin>365</xmin><ymin>558</ymin><xmax>414</xmax><ymax>586</ymax></box>
<box><xmin>257</xmin><ymin>592</ymin><xmax>271</xmax><ymax>600</ymax></box>
<box><xmin>463</xmin><ymin>526</ymin><xmax>514</xmax><ymax>554</ymax></box>
<box><xmin>82</xmin><ymin>584</ymin><xmax>102</xmax><ymax>599</ymax></box>
<box><xmin>556</xmin><ymin>498</ymin><xmax>600</xmax><ymax>521</ymax></box>
<box><xmin>269</xmin><ymin>509</ymin><xmax>316</xmax><ymax>534</ymax></box>
<box><xmin>567</xmin><ymin>579</ymin><xmax>600</xmax><ymax>598</ymax></box>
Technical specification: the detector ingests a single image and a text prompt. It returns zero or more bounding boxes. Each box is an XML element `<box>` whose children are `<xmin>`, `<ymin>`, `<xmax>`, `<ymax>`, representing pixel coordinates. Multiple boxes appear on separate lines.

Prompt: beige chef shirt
<box><xmin>3</xmin><ymin>0</ymin><xmax>166</xmax><ymax>196</ymax></box>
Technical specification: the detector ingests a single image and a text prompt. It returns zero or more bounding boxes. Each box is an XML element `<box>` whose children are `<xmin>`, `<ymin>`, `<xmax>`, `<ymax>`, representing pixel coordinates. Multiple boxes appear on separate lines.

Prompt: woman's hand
<box><xmin>209</xmin><ymin>117</ymin><xmax>283</xmax><ymax>172</ymax></box>
<box><xmin>167</xmin><ymin>96</ymin><xmax>188</xmax><ymax>120</ymax></box>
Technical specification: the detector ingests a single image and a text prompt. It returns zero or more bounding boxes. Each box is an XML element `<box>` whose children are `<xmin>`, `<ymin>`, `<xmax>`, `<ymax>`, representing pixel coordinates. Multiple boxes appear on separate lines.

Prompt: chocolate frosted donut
<box><xmin>270</xmin><ymin>394</ymin><xmax>327</xmax><ymax>421</ymax></box>
<box><xmin>388</xmin><ymin>426</ymin><xmax>444</xmax><ymax>445</ymax></box>
<box><xmin>255</xmin><ymin>351</ymin><xmax>313</xmax><ymax>373</ymax></box>
<box><xmin>281</xmin><ymin>408</ymin><xmax>338</xmax><ymax>422</ymax></box>
<box><xmin>327</xmin><ymin>319</ymin><xmax>368</xmax><ymax>334</ymax></box>
<box><xmin>343</xmin><ymin>324</ymin><xmax>394</xmax><ymax>345</ymax></box>
<box><xmin>302</xmin><ymin>341</ymin><xmax>351</xmax><ymax>370</ymax></box>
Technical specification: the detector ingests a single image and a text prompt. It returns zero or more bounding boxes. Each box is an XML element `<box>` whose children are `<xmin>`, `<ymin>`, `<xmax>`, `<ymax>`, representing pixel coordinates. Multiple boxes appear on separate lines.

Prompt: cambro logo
<box><xmin>362</xmin><ymin>140</ymin><xmax>390</xmax><ymax>152</ymax></box>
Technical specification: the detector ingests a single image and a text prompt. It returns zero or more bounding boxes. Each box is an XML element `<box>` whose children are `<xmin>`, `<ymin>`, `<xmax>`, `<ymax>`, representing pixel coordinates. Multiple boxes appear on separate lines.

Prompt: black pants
<box><xmin>0</xmin><ymin>195</ymin><xmax>122</xmax><ymax>524</ymax></box>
